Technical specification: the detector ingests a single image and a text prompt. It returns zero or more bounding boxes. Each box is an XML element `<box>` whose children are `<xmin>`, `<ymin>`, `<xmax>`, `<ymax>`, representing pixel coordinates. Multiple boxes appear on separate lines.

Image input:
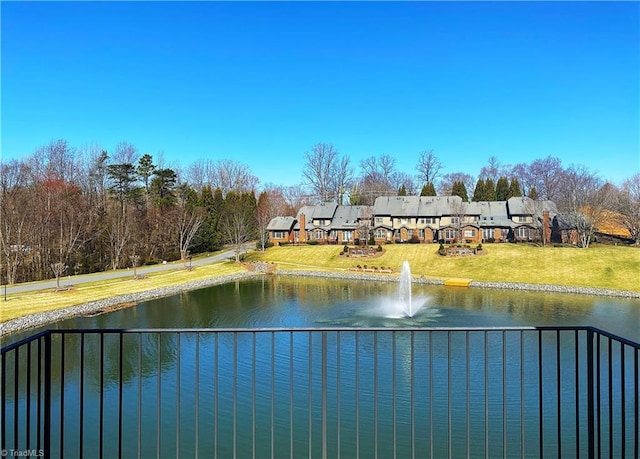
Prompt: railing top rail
<box><xmin>3</xmin><ymin>325</ymin><xmax>639</xmax><ymax>353</ymax></box>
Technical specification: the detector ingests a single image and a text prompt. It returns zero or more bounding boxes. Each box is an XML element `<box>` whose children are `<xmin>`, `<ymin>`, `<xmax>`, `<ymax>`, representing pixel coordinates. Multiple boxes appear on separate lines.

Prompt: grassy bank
<box><xmin>1</xmin><ymin>243</ymin><xmax>637</xmax><ymax>325</ymax></box>
<box><xmin>246</xmin><ymin>243</ymin><xmax>640</xmax><ymax>293</ymax></box>
<box><xmin>0</xmin><ymin>262</ymin><xmax>245</xmax><ymax>323</ymax></box>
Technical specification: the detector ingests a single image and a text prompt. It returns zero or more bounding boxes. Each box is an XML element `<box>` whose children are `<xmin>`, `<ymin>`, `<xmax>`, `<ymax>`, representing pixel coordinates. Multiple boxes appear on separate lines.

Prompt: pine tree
<box><xmin>484</xmin><ymin>178</ymin><xmax>496</xmax><ymax>201</ymax></box>
<box><xmin>495</xmin><ymin>176</ymin><xmax>510</xmax><ymax>201</ymax></box>
<box><xmin>528</xmin><ymin>186</ymin><xmax>539</xmax><ymax>200</ymax></box>
<box><xmin>508</xmin><ymin>178</ymin><xmax>522</xmax><ymax>198</ymax></box>
<box><xmin>421</xmin><ymin>182</ymin><xmax>437</xmax><ymax>196</ymax></box>
<box><xmin>472</xmin><ymin>178</ymin><xmax>485</xmax><ymax>201</ymax></box>
<box><xmin>451</xmin><ymin>180</ymin><xmax>469</xmax><ymax>202</ymax></box>
<box><xmin>398</xmin><ymin>184</ymin><xmax>407</xmax><ymax>196</ymax></box>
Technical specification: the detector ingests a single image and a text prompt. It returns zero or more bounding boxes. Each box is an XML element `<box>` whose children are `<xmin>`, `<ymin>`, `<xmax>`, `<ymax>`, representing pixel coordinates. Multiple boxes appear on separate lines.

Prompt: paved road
<box><xmin>3</xmin><ymin>244</ymin><xmax>254</xmax><ymax>295</ymax></box>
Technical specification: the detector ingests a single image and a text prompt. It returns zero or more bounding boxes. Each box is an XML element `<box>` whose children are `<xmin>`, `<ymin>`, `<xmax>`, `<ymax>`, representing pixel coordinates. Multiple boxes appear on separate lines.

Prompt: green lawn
<box><xmin>2</xmin><ymin>243</ymin><xmax>637</xmax><ymax>326</ymax></box>
<box><xmin>0</xmin><ymin>262</ymin><xmax>245</xmax><ymax>323</ymax></box>
<box><xmin>246</xmin><ymin>243</ymin><xmax>640</xmax><ymax>292</ymax></box>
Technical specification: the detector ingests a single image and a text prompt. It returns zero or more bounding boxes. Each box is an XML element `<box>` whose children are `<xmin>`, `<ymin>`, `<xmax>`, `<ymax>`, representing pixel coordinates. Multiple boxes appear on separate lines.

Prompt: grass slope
<box><xmin>0</xmin><ymin>262</ymin><xmax>245</xmax><ymax>323</ymax></box>
<box><xmin>246</xmin><ymin>243</ymin><xmax>640</xmax><ymax>292</ymax></box>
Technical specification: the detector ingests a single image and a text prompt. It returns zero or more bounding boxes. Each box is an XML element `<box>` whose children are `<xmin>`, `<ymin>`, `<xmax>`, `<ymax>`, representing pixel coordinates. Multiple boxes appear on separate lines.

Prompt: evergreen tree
<box><xmin>528</xmin><ymin>186</ymin><xmax>539</xmax><ymax>200</ymax></box>
<box><xmin>150</xmin><ymin>168</ymin><xmax>177</xmax><ymax>208</ymax></box>
<box><xmin>484</xmin><ymin>178</ymin><xmax>496</xmax><ymax>201</ymax></box>
<box><xmin>451</xmin><ymin>180</ymin><xmax>469</xmax><ymax>202</ymax></box>
<box><xmin>398</xmin><ymin>184</ymin><xmax>407</xmax><ymax>196</ymax></box>
<box><xmin>472</xmin><ymin>178</ymin><xmax>485</xmax><ymax>201</ymax></box>
<box><xmin>508</xmin><ymin>178</ymin><xmax>522</xmax><ymax>198</ymax></box>
<box><xmin>421</xmin><ymin>182</ymin><xmax>437</xmax><ymax>196</ymax></box>
<box><xmin>495</xmin><ymin>176</ymin><xmax>510</xmax><ymax>201</ymax></box>
<box><xmin>136</xmin><ymin>154</ymin><xmax>156</xmax><ymax>207</ymax></box>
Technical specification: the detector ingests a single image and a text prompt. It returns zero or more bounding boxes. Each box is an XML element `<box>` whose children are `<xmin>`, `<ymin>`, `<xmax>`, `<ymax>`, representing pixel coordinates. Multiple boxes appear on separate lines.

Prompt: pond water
<box><xmin>3</xmin><ymin>276</ymin><xmax>639</xmax><ymax>458</ymax></box>
<box><xmin>11</xmin><ymin>276</ymin><xmax>639</xmax><ymax>342</ymax></box>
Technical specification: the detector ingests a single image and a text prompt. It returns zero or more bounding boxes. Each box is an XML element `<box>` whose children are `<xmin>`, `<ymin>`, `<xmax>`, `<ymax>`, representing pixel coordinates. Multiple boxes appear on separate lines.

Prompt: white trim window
<box><xmin>463</xmin><ymin>229</ymin><xmax>476</xmax><ymax>238</ymax></box>
<box><xmin>273</xmin><ymin>231</ymin><xmax>286</xmax><ymax>239</ymax></box>
<box><xmin>375</xmin><ymin>229</ymin><xmax>387</xmax><ymax>239</ymax></box>
<box><xmin>343</xmin><ymin>230</ymin><xmax>354</xmax><ymax>242</ymax></box>
<box><xmin>444</xmin><ymin>228</ymin><xmax>456</xmax><ymax>240</ymax></box>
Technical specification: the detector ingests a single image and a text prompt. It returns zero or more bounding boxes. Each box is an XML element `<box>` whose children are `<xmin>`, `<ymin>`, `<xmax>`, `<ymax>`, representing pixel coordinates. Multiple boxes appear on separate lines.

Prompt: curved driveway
<box><xmin>3</xmin><ymin>244</ymin><xmax>253</xmax><ymax>295</ymax></box>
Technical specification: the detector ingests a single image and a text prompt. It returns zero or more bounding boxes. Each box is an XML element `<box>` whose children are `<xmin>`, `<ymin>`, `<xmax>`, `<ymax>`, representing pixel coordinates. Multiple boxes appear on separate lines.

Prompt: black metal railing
<box><xmin>1</xmin><ymin>327</ymin><xmax>638</xmax><ymax>458</ymax></box>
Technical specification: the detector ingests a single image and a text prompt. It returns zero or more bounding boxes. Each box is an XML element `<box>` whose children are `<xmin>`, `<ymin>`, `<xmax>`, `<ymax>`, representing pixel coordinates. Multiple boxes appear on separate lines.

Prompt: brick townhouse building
<box><xmin>267</xmin><ymin>195</ymin><xmax>559</xmax><ymax>246</ymax></box>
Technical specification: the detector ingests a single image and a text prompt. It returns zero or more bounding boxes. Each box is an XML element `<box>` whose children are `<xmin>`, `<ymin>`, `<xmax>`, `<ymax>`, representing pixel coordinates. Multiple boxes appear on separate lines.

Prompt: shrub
<box><xmin>343</xmin><ymin>244</ymin><xmax>349</xmax><ymax>253</ymax></box>
<box><xmin>409</xmin><ymin>234</ymin><xmax>421</xmax><ymax>244</ymax></box>
<box><xmin>307</xmin><ymin>240</ymin><xmax>318</xmax><ymax>245</ymax></box>
<box><xmin>476</xmin><ymin>243</ymin><xmax>483</xmax><ymax>251</ymax></box>
<box><xmin>376</xmin><ymin>245</ymin><xmax>383</xmax><ymax>252</ymax></box>
<box><xmin>487</xmin><ymin>237</ymin><xmax>495</xmax><ymax>243</ymax></box>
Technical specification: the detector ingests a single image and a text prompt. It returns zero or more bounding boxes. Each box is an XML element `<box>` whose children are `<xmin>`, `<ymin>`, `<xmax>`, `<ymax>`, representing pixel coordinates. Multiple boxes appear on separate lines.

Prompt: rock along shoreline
<box><xmin>2</xmin><ymin>269</ymin><xmax>639</xmax><ymax>339</ymax></box>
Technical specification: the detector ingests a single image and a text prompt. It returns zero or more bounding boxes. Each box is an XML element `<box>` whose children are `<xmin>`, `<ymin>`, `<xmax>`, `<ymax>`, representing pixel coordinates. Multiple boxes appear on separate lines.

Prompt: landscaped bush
<box><xmin>409</xmin><ymin>234</ymin><xmax>421</xmax><ymax>243</ymax></box>
<box><xmin>307</xmin><ymin>240</ymin><xmax>319</xmax><ymax>245</ymax></box>
<box><xmin>377</xmin><ymin>245</ymin><xmax>383</xmax><ymax>252</ymax></box>
<box><xmin>486</xmin><ymin>237</ymin><xmax>496</xmax><ymax>243</ymax></box>
<box><xmin>438</xmin><ymin>243</ymin><xmax>446</xmax><ymax>256</ymax></box>
<box><xmin>476</xmin><ymin>243</ymin><xmax>483</xmax><ymax>251</ymax></box>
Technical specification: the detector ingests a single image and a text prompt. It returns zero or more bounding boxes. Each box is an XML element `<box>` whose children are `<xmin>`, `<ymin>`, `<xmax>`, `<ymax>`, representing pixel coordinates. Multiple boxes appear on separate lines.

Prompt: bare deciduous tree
<box><xmin>557</xmin><ymin>165</ymin><xmax>612</xmax><ymax>248</ymax></box>
<box><xmin>614</xmin><ymin>173</ymin><xmax>640</xmax><ymax>244</ymax></box>
<box><xmin>302</xmin><ymin>143</ymin><xmax>352</xmax><ymax>203</ymax></box>
<box><xmin>416</xmin><ymin>150</ymin><xmax>443</xmax><ymax>187</ymax></box>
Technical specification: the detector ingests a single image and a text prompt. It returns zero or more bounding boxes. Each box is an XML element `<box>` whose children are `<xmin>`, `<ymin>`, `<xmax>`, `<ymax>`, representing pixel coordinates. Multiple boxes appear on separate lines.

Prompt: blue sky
<box><xmin>2</xmin><ymin>1</ymin><xmax>639</xmax><ymax>187</ymax></box>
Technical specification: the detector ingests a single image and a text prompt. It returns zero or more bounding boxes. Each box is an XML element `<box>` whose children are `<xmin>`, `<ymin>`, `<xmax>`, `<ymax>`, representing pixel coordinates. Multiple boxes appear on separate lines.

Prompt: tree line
<box><xmin>2</xmin><ymin>139</ymin><xmax>639</xmax><ymax>284</ymax></box>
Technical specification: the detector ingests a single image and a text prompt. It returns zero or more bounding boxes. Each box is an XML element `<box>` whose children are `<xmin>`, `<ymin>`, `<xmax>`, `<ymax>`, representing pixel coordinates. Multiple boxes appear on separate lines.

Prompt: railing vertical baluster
<box><xmin>233</xmin><ymin>332</ymin><xmax>237</xmax><ymax>459</ymax></box>
<box><xmin>620</xmin><ymin>343</ymin><xmax>625</xmax><ymax>458</ymax></box>
<box><xmin>138</xmin><ymin>333</ymin><xmax>142</xmax><ymax>459</ymax></box>
<box><xmin>26</xmin><ymin>341</ymin><xmax>31</xmax><ymax>450</ymax></box>
<box><xmin>79</xmin><ymin>334</ymin><xmax>84</xmax><ymax>458</ymax></box>
<box><xmin>119</xmin><ymin>333</ymin><xmax>124</xmax><ymax>459</ymax></box>
<box><xmin>252</xmin><ymin>332</ymin><xmax>256</xmax><ymax>459</ymax></box>
<box><xmin>176</xmin><ymin>333</ymin><xmax>181</xmax><ymax>459</ymax></box>
<box><xmin>60</xmin><ymin>335</ymin><xmax>65</xmax><ymax>458</ymax></box>
<box><xmin>99</xmin><ymin>333</ymin><xmax>104</xmax><ymax>459</ymax></box>
<box><xmin>270</xmin><ymin>332</ymin><xmax>276</xmax><ymax>459</ymax></box>
<box><xmin>157</xmin><ymin>333</ymin><xmax>161</xmax><ymax>459</ymax></box>
<box><xmin>557</xmin><ymin>330</ymin><xmax>562</xmax><ymax>458</ymax></box>
<box><xmin>13</xmin><ymin>346</ymin><xmax>19</xmax><ymax>451</ymax></box>
<box><xmin>608</xmin><ymin>337</ymin><xmax>613</xmax><ymax>458</ymax></box>
<box><xmin>214</xmin><ymin>333</ymin><xmax>218</xmax><ymax>459</ymax></box>
<box><xmin>429</xmin><ymin>331</ymin><xmax>433</xmax><ymax>459</ymax></box>
<box><xmin>37</xmin><ymin>337</ymin><xmax>41</xmax><ymax>453</ymax></box>
<box><xmin>466</xmin><ymin>331</ymin><xmax>471</xmax><ymax>459</ymax></box>
<box><xmin>447</xmin><ymin>331</ymin><xmax>451</xmax><ymax>459</ymax></box>
<box><xmin>538</xmin><ymin>329</ymin><xmax>543</xmax><ymax>458</ymax></box>
<box><xmin>308</xmin><ymin>331</ymin><xmax>312</xmax><ymax>459</ymax></box>
<box><xmin>502</xmin><ymin>331</ymin><xmax>506</xmax><ymax>459</ymax></box>
<box><xmin>597</xmin><ymin>332</ymin><xmax>602</xmax><ymax>458</ymax></box>
<box><xmin>195</xmin><ymin>333</ymin><xmax>200</xmax><ymax>459</ymax></box>
<box><xmin>485</xmin><ymin>331</ymin><xmax>489</xmax><ymax>459</ymax></box>
<box><xmin>1</xmin><ymin>349</ymin><xmax>5</xmax><ymax>452</ymax></box>
<box><xmin>270</xmin><ymin>332</ymin><xmax>275</xmax><ymax>459</ymax></box>
<box><xmin>575</xmin><ymin>330</ymin><xmax>580</xmax><ymax>457</ymax></box>
<box><xmin>393</xmin><ymin>331</ymin><xmax>397</xmax><ymax>459</ymax></box>
<box><xmin>586</xmin><ymin>328</ymin><xmax>595</xmax><ymax>459</ymax></box>
<box><xmin>411</xmin><ymin>331</ymin><xmax>415</xmax><ymax>459</ymax></box>
<box><xmin>289</xmin><ymin>331</ymin><xmax>293</xmax><ymax>459</ymax></box>
<box><xmin>634</xmin><ymin>346</ymin><xmax>638</xmax><ymax>459</ymax></box>
<box><xmin>43</xmin><ymin>332</ymin><xmax>51</xmax><ymax>459</ymax></box>
<box><xmin>322</xmin><ymin>331</ymin><xmax>327</xmax><ymax>459</ymax></box>
<box><xmin>355</xmin><ymin>332</ymin><xmax>360</xmax><ymax>459</ymax></box>
<box><xmin>336</xmin><ymin>331</ymin><xmax>341</xmax><ymax>459</ymax></box>
<box><xmin>520</xmin><ymin>331</ymin><xmax>525</xmax><ymax>458</ymax></box>
<box><xmin>374</xmin><ymin>331</ymin><xmax>378</xmax><ymax>459</ymax></box>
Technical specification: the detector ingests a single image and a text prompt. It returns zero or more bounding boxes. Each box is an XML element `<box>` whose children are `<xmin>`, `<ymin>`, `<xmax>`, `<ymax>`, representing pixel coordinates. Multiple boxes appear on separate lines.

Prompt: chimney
<box><xmin>543</xmin><ymin>210</ymin><xmax>550</xmax><ymax>243</ymax></box>
<box><xmin>299</xmin><ymin>213</ymin><xmax>307</xmax><ymax>242</ymax></box>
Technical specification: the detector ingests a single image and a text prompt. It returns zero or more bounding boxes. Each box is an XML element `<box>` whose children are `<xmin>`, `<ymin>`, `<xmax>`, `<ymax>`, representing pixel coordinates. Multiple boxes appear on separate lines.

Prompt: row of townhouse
<box><xmin>267</xmin><ymin>195</ymin><xmax>564</xmax><ymax>246</ymax></box>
